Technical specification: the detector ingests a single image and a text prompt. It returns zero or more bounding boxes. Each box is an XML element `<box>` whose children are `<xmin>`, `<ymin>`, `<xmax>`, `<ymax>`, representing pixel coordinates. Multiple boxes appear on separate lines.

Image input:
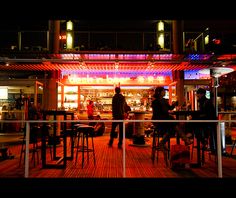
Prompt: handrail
<box><xmin>0</xmin><ymin>119</ymin><xmax>230</xmax><ymax>178</ymax></box>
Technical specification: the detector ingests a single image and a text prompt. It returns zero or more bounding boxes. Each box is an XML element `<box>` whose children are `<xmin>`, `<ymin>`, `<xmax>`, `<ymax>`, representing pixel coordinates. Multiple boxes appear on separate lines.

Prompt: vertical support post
<box><xmin>217</xmin><ymin>122</ymin><xmax>223</xmax><ymax>178</ymax></box>
<box><xmin>24</xmin><ymin>121</ymin><xmax>30</xmax><ymax>178</ymax></box>
<box><xmin>18</xmin><ymin>31</ymin><xmax>21</xmax><ymax>51</ymax></box>
<box><xmin>123</xmin><ymin>121</ymin><xmax>126</xmax><ymax>178</ymax></box>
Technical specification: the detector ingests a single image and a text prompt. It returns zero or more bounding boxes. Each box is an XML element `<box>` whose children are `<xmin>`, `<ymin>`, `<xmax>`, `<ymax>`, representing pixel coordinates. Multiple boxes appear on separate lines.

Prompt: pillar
<box><xmin>172</xmin><ymin>20</ymin><xmax>185</xmax><ymax>106</ymax></box>
<box><xmin>45</xmin><ymin>20</ymin><xmax>61</xmax><ymax>110</ymax></box>
<box><xmin>43</xmin><ymin>71</ymin><xmax>61</xmax><ymax>110</ymax></box>
<box><xmin>48</xmin><ymin>20</ymin><xmax>60</xmax><ymax>53</ymax></box>
<box><xmin>172</xmin><ymin>70</ymin><xmax>185</xmax><ymax>106</ymax></box>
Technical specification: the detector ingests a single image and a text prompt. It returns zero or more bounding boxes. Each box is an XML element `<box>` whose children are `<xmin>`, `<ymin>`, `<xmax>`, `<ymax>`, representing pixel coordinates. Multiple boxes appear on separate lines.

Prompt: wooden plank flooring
<box><xmin>0</xmin><ymin>133</ymin><xmax>236</xmax><ymax>178</ymax></box>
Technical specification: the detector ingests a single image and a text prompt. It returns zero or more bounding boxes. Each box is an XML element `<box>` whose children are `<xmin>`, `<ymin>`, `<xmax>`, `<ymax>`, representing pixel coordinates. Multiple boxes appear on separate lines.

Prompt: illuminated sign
<box><xmin>63</xmin><ymin>75</ymin><xmax>171</xmax><ymax>85</ymax></box>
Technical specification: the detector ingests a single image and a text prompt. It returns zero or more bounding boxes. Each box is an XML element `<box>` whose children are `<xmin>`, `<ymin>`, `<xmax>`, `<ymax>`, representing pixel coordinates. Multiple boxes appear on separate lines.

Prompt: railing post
<box><xmin>217</xmin><ymin>121</ymin><xmax>223</xmax><ymax>178</ymax></box>
<box><xmin>24</xmin><ymin>122</ymin><xmax>30</xmax><ymax>178</ymax></box>
<box><xmin>123</xmin><ymin>120</ymin><xmax>126</xmax><ymax>178</ymax></box>
<box><xmin>18</xmin><ymin>31</ymin><xmax>21</xmax><ymax>51</ymax></box>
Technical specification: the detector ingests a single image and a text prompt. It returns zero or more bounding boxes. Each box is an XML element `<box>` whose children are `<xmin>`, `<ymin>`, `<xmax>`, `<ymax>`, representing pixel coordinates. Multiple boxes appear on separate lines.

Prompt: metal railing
<box><xmin>0</xmin><ymin>118</ymin><xmax>232</xmax><ymax>178</ymax></box>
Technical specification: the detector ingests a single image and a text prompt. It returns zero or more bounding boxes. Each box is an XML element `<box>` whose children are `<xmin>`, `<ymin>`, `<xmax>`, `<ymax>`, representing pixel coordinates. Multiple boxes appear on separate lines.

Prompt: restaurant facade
<box><xmin>0</xmin><ymin>20</ymin><xmax>236</xmax><ymax>130</ymax></box>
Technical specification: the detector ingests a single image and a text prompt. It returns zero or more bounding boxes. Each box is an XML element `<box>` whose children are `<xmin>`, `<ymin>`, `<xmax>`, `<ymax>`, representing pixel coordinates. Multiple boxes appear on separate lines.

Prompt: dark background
<box><xmin>0</xmin><ymin>20</ymin><xmax>236</xmax><ymax>32</ymax></box>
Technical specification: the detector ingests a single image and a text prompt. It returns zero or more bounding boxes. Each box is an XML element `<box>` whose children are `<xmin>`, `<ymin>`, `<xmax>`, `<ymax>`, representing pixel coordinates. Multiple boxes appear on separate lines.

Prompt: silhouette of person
<box><xmin>108</xmin><ymin>87</ymin><xmax>126</xmax><ymax>149</ymax></box>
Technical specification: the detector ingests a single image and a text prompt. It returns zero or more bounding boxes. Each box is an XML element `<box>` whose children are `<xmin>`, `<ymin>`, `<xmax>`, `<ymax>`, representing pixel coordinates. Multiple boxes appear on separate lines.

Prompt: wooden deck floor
<box><xmin>1</xmin><ymin>133</ymin><xmax>236</xmax><ymax>178</ymax></box>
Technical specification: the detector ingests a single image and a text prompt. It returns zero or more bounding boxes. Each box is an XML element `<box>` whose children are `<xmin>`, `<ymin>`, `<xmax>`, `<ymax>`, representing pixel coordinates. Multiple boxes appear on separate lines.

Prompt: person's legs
<box><xmin>158</xmin><ymin>124</ymin><xmax>170</xmax><ymax>148</ymax></box>
<box><xmin>209</xmin><ymin>125</ymin><xmax>217</xmax><ymax>153</ymax></box>
<box><xmin>108</xmin><ymin>121</ymin><xmax>118</xmax><ymax>146</ymax></box>
<box><xmin>118</xmin><ymin>121</ymin><xmax>124</xmax><ymax>147</ymax></box>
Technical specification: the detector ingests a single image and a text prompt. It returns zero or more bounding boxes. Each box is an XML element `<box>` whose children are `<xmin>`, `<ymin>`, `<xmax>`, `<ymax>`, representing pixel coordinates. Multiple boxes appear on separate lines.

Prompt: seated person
<box><xmin>93</xmin><ymin>115</ymin><xmax>105</xmax><ymax>136</ymax></box>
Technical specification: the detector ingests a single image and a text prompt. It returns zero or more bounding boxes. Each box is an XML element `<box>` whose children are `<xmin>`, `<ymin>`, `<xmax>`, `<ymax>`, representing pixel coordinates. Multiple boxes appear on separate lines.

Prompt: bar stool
<box><xmin>19</xmin><ymin>125</ymin><xmax>41</xmax><ymax>167</ymax></box>
<box><xmin>75</xmin><ymin>125</ymin><xmax>96</xmax><ymax>168</ymax></box>
<box><xmin>191</xmin><ymin>127</ymin><xmax>217</xmax><ymax>166</ymax></box>
<box><xmin>151</xmin><ymin>126</ymin><xmax>171</xmax><ymax>167</ymax></box>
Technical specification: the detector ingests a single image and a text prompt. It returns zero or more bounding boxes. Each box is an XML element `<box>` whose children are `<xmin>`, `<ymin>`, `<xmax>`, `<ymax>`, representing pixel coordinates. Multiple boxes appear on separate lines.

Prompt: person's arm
<box><xmin>167</xmin><ymin>100</ymin><xmax>177</xmax><ymax>110</ymax></box>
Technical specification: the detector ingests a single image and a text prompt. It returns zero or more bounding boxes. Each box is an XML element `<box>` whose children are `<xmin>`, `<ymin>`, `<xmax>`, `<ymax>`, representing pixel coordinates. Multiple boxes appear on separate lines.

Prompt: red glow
<box><xmin>59</xmin><ymin>35</ymin><xmax>67</xmax><ymax>40</ymax></box>
<box><xmin>213</xmin><ymin>39</ymin><xmax>221</xmax><ymax>45</ymax></box>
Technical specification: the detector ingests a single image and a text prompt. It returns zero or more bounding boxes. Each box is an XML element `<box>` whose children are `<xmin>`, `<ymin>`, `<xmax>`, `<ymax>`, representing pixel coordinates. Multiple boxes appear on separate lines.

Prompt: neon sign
<box><xmin>65</xmin><ymin>75</ymin><xmax>171</xmax><ymax>85</ymax></box>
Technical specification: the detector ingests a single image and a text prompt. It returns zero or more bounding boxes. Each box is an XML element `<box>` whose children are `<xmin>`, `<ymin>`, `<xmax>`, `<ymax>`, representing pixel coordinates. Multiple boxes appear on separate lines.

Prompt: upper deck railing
<box><xmin>0</xmin><ymin>30</ymin><xmax>211</xmax><ymax>54</ymax></box>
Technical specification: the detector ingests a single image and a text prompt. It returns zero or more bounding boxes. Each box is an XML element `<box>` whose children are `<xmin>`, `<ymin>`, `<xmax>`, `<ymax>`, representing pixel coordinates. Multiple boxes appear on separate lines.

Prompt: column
<box><xmin>44</xmin><ymin>71</ymin><xmax>60</xmax><ymax>110</ymax></box>
<box><xmin>172</xmin><ymin>20</ymin><xmax>185</xmax><ymax>106</ymax></box>
<box><xmin>48</xmin><ymin>20</ymin><xmax>60</xmax><ymax>53</ymax></box>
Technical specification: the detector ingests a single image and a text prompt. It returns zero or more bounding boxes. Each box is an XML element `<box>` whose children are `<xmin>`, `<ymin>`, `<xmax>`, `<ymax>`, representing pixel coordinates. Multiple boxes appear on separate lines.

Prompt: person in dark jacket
<box><xmin>190</xmin><ymin>87</ymin><xmax>217</xmax><ymax>153</ymax></box>
<box><xmin>108</xmin><ymin>87</ymin><xmax>126</xmax><ymax>149</ymax></box>
<box><xmin>151</xmin><ymin>86</ymin><xmax>192</xmax><ymax>148</ymax></box>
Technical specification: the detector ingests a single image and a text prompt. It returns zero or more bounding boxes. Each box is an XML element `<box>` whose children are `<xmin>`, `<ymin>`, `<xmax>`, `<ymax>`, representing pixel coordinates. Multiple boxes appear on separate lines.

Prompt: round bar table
<box><xmin>129</xmin><ymin>111</ymin><xmax>150</xmax><ymax>147</ymax></box>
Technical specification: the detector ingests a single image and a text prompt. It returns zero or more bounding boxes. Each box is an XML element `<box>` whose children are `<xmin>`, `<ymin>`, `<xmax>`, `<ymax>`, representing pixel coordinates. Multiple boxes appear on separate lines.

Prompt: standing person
<box><xmin>189</xmin><ymin>88</ymin><xmax>217</xmax><ymax>154</ymax></box>
<box><xmin>108</xmin><ymin>87</ymin><xmax>126</xmax><ymax>149</ymax></box>
<box><xmin>26</xmin><ymin>99</ymin><xmax>41</xmax><ymax>142</ymax></box>
<box><xmin>28</xmin><ymin>100</ymin><xmax>39</xmax><ymax>120</ymax></box>
<box><xmin>87</xmin><ymin>100</ymin><xmax>94</xmax><ymax>120</ymax></box>
<box><xmin>151</xmin><ymin>87</ymin><xmax>192</xmax><ymax>149</ymax></box>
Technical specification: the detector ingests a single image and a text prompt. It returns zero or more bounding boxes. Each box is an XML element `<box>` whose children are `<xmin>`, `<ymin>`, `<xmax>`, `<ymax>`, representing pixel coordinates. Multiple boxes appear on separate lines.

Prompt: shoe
<box><xmin>108</xmin><ymin>140</ymin><xmax>113</xmax><ymax>147</ymax></box>
<box><xmin>118</xmin><ymin>143</ymin><xmax>122</xmax><ymax>149</ymax></box>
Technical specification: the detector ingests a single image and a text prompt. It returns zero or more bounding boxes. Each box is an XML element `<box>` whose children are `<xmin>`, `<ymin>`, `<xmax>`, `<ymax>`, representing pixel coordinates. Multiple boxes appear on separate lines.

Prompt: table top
<box><xmin>77</xmin><ymin>125</ymin><xmax>93</xmax><ymax>128</ymax></box>
<box><xmin>130</xmin><ymin>111</ymin><xmax>150</xmax><ymax>114</ymax></box>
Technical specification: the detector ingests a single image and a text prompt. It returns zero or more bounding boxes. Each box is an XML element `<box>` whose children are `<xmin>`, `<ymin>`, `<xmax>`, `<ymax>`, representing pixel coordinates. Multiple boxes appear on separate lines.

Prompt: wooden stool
<box><xmin>75</xmin><ymin>125</ymin><xmax>96</xmax><ymax>168</ymax></box>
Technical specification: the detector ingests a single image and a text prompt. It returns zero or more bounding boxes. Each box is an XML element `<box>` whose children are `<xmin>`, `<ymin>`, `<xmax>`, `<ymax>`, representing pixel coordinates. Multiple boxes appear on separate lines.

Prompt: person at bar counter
<box><xmin>108</xmin><ymin>87</ymin><xmax>126</xmax><ymax>149</ymax></box>
<box><xmin>93</xmin><ymin>115</ymin><xmax>105</xmax><ymax>136</ymax></box>
<box><xmin>28</xmin><ymin>98</ymin><xmax>41</xmax><ymax>120</ymax></box>
<box><xmin>151</xmin><ymin>86</ymin><xmax>193</xmax><ymax>150</ymax></box>
<box><xmin>188</xmin><ymin>87</ymin><xmax>217</xmax><ymax>154</ymax></box>
<box><xmin>87</xmin><ymin>100</ymin><xmax>94</xmax><ymax>120</ymax></box>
